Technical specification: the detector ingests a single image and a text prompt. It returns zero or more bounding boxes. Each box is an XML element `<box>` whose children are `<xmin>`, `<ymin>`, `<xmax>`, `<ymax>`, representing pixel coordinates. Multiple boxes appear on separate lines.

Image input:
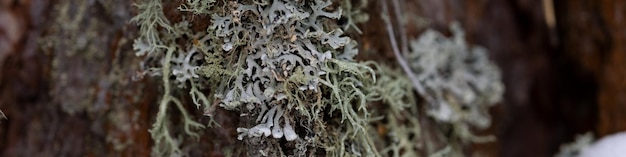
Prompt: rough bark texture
<box><xmin>0</xmin><ymin>0</ymin><xmax>624</xmax><ymax>156</ymax></box>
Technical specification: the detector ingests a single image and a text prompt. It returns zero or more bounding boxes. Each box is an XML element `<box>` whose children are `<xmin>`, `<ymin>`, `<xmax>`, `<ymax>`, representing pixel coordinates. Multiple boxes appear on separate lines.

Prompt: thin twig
<box><xmin>391</xmin><ymin>0</ymin><xmax>409</xmax><ymax>58</ymax></box>
<box><xmin>380</xmin><ymin>0</ymin><xmax>432</xmax><ymax>104</ymax></box>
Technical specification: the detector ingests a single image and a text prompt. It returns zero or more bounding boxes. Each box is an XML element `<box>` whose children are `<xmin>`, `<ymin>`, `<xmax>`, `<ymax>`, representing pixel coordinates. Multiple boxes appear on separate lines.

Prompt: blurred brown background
<box><xmin>0</xmin><ymin>0</ymin><xmax>625</xmax><ymax>156</ymax></box>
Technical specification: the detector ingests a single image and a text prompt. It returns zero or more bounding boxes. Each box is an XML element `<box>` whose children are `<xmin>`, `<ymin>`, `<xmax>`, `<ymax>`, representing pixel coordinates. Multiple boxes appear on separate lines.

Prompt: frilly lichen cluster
<box><xmin>131</xmin><ymin>0</ymin><xmax>504</xmax><ymax>156</ymax></box>
<box><xmin>132</xmin><ymin>0</ymin><xmax>377</xmax><ymax>156</ymax></box>
<box><xmin>409</xmin><ymin>23</ymin><xmax>504</xmax><ymax>144</ymax></box>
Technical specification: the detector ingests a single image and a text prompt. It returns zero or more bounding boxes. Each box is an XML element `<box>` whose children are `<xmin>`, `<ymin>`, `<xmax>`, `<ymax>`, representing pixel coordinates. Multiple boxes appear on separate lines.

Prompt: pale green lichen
<box><xmin>407</xmin><ymin>23</ymin><xmax>503</xmax><ymax>145</ymax></box>
<box><xmin>148</xmin><ymin>46</ymin><xmax>205</xmax><ymax>156</ymax></box>
<box><xmin>131</xmin><ymin>0</ymin><xmax>173</xmax><ymax>56</ymax></box>
<box><xmin>132</xmin><ymin>0</ymin><xmax>214</xmax><ymax>156</ymax></box>
<box><xmin>339</xmin><ymin>0</ymin><xmax>369</xmax><ymax>34</ymax></box>
<box><xmin>189</xmin><ymin>0</ymin><xmax>381</xmax><ymax>155</ymax></box>
<box><xmin>131</xmin><ymin>0</ymin><xmax>380</xmax><ymax>155</ymax></box>
<box><xmin>131</xmin><ymin>0</ymin><xmax>504</xmax><ymax>156</ymax></box>
<box><xmin>178</xmin><ymin>0</ymin><xmax>216</xmax><ymax>15</ymax></box>
<box><xmin>371</xmin><ymin>65</ymin><xmax>422</xmax><ymax>157</ymax></box>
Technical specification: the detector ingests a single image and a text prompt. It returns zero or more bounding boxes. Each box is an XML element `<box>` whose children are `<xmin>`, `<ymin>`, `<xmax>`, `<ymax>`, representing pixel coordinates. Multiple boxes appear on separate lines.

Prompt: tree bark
<box><xmin>1</xmin><ymin>0</ymin><xmax>625</xmax><ymax>156</ymax></box>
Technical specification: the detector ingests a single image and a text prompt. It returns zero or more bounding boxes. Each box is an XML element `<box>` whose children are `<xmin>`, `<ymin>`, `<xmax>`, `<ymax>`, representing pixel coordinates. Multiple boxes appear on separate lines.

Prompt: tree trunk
<box><xmin>1</xmin><ymin>0</ymin><xmax>625</xmax><ymax>156</ymax></box>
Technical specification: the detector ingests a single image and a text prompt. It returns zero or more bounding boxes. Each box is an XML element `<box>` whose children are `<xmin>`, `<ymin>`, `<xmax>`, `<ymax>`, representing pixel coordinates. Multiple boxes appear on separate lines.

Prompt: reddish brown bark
<box><xmin>596</xmin><ymin>0</ymin><xmax>626</xmax><ymax>136</ymax></box>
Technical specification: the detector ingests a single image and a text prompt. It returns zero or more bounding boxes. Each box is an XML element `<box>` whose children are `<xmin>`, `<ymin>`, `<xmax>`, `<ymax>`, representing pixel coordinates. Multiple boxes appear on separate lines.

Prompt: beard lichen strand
<box><xmin>149</xmin><ymin>46</ymin><xmax>205</xmax><ymax>156</ymax></box>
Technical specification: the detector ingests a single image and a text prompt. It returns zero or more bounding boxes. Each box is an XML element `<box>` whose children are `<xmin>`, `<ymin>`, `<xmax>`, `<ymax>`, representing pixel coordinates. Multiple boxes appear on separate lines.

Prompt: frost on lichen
<box><xmin>408</xmin><ymin>23</ymin><xmax>504</xmax><ymax>143</ymax></box>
